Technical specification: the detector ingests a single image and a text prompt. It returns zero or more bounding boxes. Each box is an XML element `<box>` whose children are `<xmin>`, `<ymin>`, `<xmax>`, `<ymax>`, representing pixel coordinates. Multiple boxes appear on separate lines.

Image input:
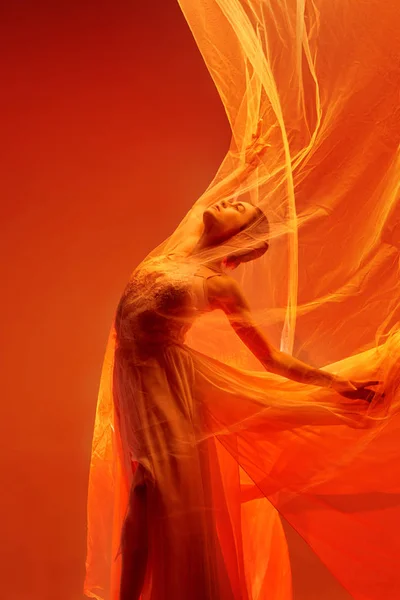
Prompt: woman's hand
<box><xmin>331</xmin><ymin>376</ymin><xmax>383</xmax><ymax>402</ymax></box>
<box><xmin>205</xmin><ymin>118</ymin><xmax>270</xmax><ymax>199</ymax></box>
<box><xmin>244</xmin><ymin>118</ymin><xmax>271</xmax><ymax>167</ymax></box>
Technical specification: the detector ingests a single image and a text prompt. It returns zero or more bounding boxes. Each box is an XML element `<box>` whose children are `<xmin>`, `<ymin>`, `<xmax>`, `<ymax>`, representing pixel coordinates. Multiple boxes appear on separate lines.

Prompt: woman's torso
<box><xmin>114</xmin><ymin>256</ymin><xmax>222</xmax><ymax>355</ymax></box>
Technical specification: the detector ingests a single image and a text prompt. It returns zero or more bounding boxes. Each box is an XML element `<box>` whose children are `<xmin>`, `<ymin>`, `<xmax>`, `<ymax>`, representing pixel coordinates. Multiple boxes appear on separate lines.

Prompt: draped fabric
<box><xmin>84</xmin><ymin>1</ymin><xmax>400</xmax><ymax>599</ymax></box>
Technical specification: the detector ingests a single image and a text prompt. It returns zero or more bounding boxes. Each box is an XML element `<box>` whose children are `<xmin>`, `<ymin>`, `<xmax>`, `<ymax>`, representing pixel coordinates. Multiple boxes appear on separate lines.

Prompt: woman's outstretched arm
<box><xmin>204</xmin><ymin>119</ymin><xmax>269</xmax><ymax>205</ymax></box>
<box><xmin>204</xmin><ymin>162</ymin><xmax>254</xmax><ymax>205</ymax></box>
<box><xmin>207</xmin><ymin>275</ymin><xmax>380</xmax><ymax>400</ymax></box>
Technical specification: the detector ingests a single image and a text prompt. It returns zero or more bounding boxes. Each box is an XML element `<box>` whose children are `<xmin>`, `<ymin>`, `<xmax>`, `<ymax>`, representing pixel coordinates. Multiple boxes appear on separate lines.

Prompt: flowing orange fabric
<box><xmin>84</xmin><ymin>1</ymin><xmax>400</xmax><ymax>599</ymax></box>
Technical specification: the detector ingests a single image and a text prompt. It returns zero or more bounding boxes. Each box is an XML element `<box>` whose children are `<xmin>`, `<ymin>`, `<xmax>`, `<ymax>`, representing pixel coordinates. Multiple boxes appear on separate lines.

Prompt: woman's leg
<box><xmin>119</xmin><ymin>467</ymin><xmax>149</xmax><ymax>600</ymax></box>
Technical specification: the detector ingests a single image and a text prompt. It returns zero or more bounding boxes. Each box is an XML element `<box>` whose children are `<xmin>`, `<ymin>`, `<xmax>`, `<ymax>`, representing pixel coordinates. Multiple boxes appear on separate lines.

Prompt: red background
<box><xmin>0</xmin><ymin>2</ymin><xmax>350</xmax><ymax>598</ymax></box>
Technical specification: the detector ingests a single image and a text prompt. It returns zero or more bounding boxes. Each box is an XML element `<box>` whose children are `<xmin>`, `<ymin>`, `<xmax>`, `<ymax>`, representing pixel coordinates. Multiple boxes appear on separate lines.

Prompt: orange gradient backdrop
<box><xmin>1</xmin><ymin>2</ymin><xmax>351</xmax><ymax>599</ymax></box>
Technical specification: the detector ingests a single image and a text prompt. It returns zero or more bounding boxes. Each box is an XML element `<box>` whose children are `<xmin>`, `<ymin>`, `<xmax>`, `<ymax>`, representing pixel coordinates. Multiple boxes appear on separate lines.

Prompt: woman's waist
<box><xmin>116</xmin><ymin>334</ymin><xmax>191</xmax><ymax>364</ymax></box>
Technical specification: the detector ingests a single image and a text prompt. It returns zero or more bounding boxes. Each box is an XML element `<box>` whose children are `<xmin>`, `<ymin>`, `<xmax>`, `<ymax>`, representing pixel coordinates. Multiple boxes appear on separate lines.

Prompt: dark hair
<box><xmin>224</xmin><ymin>206</ymin><xmax>270</xmax><ymax>268</ymax></box>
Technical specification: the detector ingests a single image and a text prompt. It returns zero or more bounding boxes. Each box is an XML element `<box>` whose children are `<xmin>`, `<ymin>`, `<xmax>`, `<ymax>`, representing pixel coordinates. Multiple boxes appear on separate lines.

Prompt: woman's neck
<box><xmin>191</xmin><ymin>231</ymin><xmax>210</xmax><ymax>254</ymax></box>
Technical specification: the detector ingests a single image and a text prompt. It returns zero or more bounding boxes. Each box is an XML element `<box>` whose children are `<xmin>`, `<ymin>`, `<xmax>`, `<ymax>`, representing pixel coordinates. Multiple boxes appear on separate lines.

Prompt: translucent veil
<box><xmin>84</xmin><ymin>1</ymin><xmax>400</xmax><ymax>599</ymax></box>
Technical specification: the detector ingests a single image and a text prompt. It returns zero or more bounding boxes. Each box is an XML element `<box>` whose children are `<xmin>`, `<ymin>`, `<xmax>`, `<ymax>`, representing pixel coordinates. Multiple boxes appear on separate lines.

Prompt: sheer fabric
<box><xmin>84</xmin><ymin>1</ymin><xmax>400</xmax><ymax>599</ymax></box>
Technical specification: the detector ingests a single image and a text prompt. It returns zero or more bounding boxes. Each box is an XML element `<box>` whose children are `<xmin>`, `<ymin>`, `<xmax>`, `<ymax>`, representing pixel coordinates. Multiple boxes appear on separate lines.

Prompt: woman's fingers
<box><xmin>360</xmin><ymin>380</ymin><xmax>381</xmax><ymax>387</ymax></box>
<box><xmin>341</xmin><ymin>387</ymin><xmax>386</xmax><ymax>403</ymax></box>
<box><xmin>340</xmin><ymin>388</ymin><xmax>374</xmax><ymax>401</ymax></box>
<box><xmin>351</xmin><ymin>379</ymin><xmax>382</xmax><ymax>389</ymax></box>
<box><xmin>246</xmin><ymin>119</ymin><xmax>271</xmax><ymax>164</ymax></box>
<box><xmin>252</xmin><ymin>118</ymin><xmax>264</xmax><ymax>140</ymax></box>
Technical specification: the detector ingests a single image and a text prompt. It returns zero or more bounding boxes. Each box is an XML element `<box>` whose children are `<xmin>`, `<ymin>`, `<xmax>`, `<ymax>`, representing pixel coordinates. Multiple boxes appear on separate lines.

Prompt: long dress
<box><xmin>85</xmin><ymin>253</ymin><xmax>400</xmax><ymax>600</ymax></box>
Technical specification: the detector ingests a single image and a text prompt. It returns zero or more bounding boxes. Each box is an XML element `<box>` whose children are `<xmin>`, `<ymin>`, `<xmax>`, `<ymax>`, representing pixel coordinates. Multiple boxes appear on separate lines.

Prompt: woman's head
<box><xmin>202</xmin><ymin>199</ymin><xmax>269</xmax><ymax>268</ymax></box>
<box><xmin>203</xmin><ymin>199</ymin><xmax>259</xmax><ymax>240</ymax></box>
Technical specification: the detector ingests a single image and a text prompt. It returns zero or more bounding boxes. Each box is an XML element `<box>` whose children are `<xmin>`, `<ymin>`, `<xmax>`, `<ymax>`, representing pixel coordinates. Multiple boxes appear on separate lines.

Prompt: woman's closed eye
<box><xmin>227</xmin><ymin>199</ymin><xmax>246</xmax><ymax>213</ymax></box>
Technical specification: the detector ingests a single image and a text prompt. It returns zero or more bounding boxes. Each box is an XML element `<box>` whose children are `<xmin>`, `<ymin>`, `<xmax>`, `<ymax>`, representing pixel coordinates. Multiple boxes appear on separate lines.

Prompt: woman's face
<box><xmin>203</xmin><ymin>200</ymin><xmax>258</xmax><ymax>243</ymax></box>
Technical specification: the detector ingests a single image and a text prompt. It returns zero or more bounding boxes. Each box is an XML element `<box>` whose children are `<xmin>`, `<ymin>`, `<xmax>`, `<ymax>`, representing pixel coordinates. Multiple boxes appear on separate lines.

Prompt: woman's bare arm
<box><xmin>203</xmin><ymin>163</ymin><xmax>254</xmax><ymax>206</ymax></box>
<box><xmin>204</xmin><ymin>119</ymin><xmax>269</xmax><ymax>205</ymax></box>
<box><xmin>207</xmin><ymin>275</ymin><xmax>335</xmax><ymax>387</ymax></box>
<box><xmin>206</xmin><ymin>275</ymin><xmax>380</xmax><ymax>399</ymax></box>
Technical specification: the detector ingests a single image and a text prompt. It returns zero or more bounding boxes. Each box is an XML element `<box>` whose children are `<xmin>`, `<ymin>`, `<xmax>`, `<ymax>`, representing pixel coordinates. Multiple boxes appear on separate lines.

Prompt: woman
<box><xmin>84</xmin><ymin>126</ymin><xmax>400</xmax><ymax>600</ymax></box>
<box><xmin>85</xmin><ymin>0</ymin><xmax>400</xmax><ymax>596</ymax></box>
<box><xmin>97</xmin><ymin>127</ymin><xmax>387</xmax><ymax>600</ymax></box>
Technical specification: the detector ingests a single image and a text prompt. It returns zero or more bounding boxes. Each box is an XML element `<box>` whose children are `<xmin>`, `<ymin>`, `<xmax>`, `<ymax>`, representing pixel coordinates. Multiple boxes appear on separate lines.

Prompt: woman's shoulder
<box><xmin>204</xmin><ymin>272</ymin><xmax>244</xmax><ymax>305</ymax></box>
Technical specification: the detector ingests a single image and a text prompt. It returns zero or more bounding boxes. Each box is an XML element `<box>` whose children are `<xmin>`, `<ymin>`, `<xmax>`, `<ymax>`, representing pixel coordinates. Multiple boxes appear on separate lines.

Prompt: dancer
<box><xmin>114</xmin><ymin>126</ymin><xmax>381</xmax><ymax>600</ymax></box>
<box><xmin>85</xmin><ymin>1</ymin><xmax>400</xmax><ymax>599</ymax></box>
